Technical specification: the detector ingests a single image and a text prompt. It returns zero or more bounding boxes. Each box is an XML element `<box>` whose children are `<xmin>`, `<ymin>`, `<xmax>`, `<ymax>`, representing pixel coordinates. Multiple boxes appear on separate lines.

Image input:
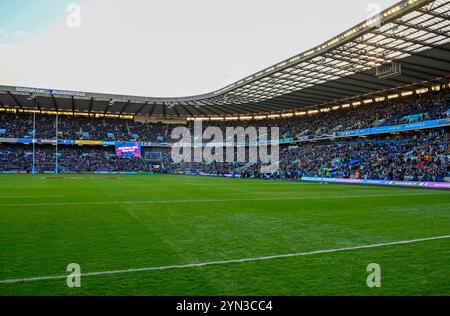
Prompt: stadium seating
<box><xmin>1</xmin><ymin>89</ymin><xmax>448</xmax><ymax>141</ymax></box>
<box><xmin>0</xmin><ymin>144</ymin><xmax>148</xmax><ymax>173</ymax></box>
<box><xmin>0</xmin><ymin>89</ymin><xmax>449</xmax><ymax>181</ymax></box>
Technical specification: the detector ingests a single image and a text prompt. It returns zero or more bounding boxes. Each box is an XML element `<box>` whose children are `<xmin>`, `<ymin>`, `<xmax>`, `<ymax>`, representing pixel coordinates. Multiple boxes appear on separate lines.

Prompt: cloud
<box><xmin>0</xmin><ymin>0</ymin><xmax>400</xmax><ymax>97</ymax></box>
<box><xmin>12</xmin><ymin>30</ymin><xmax>33</xmax><ymax>40</ymax></box>
<box><xmin>0</xmin><ymin>30</ymin><xmax>33</xmax><ymax>44</ymax></box>
<box><xmin>0</xmin><ymin>30</ymin><xmax>10</xmax><ymax>43</ymax></box>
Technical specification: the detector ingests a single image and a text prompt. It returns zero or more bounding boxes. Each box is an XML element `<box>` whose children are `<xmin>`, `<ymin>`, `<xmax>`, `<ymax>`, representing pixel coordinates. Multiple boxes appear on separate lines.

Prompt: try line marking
<box><xmin>1</xmin><ymin>234</ymin><xmax>449</xmax><ymax>285</ymax></box>
<box><xmin>1</xmin><ymin>192</ymin><xmax>447</xmax><ymax>207</ymax></box>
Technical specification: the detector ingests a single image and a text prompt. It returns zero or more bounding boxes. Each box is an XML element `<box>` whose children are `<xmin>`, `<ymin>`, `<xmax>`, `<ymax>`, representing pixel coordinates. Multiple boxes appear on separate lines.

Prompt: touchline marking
<box><xmin>1</xmin><ymin>192</ymin><xmax>447</xmax><ymax>207</ymax></box>
<box><xmin>0</xmin><ymin>195</ymin><xmax>63</xmax><ymax>199</ymax></box>
<box><xmin>1</xmin><ymin>234</ymin><xmax>449</xmax><ymax>285</ymax></box>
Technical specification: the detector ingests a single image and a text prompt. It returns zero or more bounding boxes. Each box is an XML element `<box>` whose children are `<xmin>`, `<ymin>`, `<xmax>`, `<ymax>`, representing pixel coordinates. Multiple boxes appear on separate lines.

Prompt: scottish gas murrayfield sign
<box><xmin>15</xmin><ymin>87</ymin><xmax>86</xmax><ymax>97</ymax></box>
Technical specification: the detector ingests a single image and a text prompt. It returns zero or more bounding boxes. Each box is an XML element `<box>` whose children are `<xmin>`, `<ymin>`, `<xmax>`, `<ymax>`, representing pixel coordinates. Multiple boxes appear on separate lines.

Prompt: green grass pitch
<box><xmin>0</xmin><ymin>174</ymin><xmax>449</xmax><ymax>296</ymax></box>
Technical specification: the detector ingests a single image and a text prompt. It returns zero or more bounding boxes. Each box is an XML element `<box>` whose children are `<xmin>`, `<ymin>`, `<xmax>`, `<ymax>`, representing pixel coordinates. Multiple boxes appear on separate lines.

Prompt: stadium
<box><xmin>0</xmin><ymin>0</ymin><xmax>450</xmax><ymax>299</ymax></box>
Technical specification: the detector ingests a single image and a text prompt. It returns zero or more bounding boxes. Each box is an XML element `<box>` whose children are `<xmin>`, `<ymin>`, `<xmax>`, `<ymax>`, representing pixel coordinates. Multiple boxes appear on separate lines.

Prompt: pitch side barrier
<box><xmin>0</xmin><ymin>171</ymin><xmax>153</xmax><ymax>175</ymax></box>
<box><xmin>301</xmin><ymin>177</ymin><xmax>450</xmax><ymax>190</ymax></box>
<box><xmin>170</xmin><ymin>172</ymin><xmax>241</xmax><ymax>178</ymax></box>
<box><xmin>0</xmin><ymin>118</ymin><xmax>449</xmax><ymax>148</ymax></box>
<box><xmin>156</xmin><ymin>172</ymin><xmax>450</xmax><ymax>189</ymax></box>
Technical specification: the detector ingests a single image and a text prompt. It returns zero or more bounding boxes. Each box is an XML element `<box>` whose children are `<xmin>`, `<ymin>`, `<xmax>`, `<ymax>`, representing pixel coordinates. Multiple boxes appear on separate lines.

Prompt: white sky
<box><xmin>0</xmin><ymin>0</ymin><xmax>400</xmax><ymax>97</ymax></box>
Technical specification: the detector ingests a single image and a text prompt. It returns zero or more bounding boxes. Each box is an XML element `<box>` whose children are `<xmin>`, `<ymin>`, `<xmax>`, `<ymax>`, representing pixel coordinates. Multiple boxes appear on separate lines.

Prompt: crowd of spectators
<box><xmin>0</xmin><ymin>114</ymin><xmax>170</xmax><ymax>142</ymax></box>
<box><xmin>0</xmin><ymin>89</ymin><xmax>449</xmax><ymax>181</ymax></box>
<box><xmin>162</xmin><ymin>129</ymin><xmax>450</xmax><ymax>183</ymax></box>
<box><xmin>1</xmin><ymin>89</ymin><xmax>448</xmax><ymax>142</ymax></box>
<box><xmin>277</xmin><ymin>129</ymin><xmax>449</xmax><ymax>182</ymax></box>
<box><xmin>0</xmin><ymin>145</ymin><xmax>149</xmax><ymax>173</ymax></box>
<box><xmin>193</xmin><ymin>89</ymin><xmax>449</xmax><ymax>138</ymax></box>
<box><xmin>1</xmin><ymin>128</ymin><xmax>449</xmax><ymax>181</ymax></box>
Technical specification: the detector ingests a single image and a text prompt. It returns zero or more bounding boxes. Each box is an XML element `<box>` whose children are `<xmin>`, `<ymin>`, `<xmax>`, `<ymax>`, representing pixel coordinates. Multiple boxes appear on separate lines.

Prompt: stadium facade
<box><xmin>0</xmin><ymin>0</ymin><xmax>449</xmax><ymax>188</ymax></box>
<box><xmin>0</xmin><ymin>0</ymin><xmax>448</xmax><ymax>118</ymax></box>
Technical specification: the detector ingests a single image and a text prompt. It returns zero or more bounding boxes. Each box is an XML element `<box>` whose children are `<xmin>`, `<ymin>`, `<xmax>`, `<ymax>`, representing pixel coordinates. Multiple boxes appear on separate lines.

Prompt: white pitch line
<box><xmin>0</xmin><ymin>195</ymin><xmax>63</xmax><ymax>199</ymax></box>
<box><xmin>1</xmin><ymin>192</ymin><xmax>447</xmax><ymax>207</ymax></box>
<box><xmin>1</xmin><ymin>234</ymin><xmax>449</xmax><ymax>285</ymax></box>
<box><xmin>41</xmin><ymin>176</ymin><xmax>122</xmax><ymax>180</ymax></box>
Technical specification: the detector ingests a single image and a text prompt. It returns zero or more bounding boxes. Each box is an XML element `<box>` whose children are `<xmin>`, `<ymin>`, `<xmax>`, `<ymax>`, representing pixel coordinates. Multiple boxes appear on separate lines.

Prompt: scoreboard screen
<box><xmin>115</xmin><ymin>142</ymin><xmax>141</xmax><ymax>158</ymax></box>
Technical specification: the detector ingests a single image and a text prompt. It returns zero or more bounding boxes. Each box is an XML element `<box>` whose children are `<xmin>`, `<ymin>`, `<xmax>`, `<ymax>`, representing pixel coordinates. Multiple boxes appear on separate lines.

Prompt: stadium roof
<box><xmin>0</xmin><ymin>0</ymin><xmax>449</xmax><ymax>118</ymax></box>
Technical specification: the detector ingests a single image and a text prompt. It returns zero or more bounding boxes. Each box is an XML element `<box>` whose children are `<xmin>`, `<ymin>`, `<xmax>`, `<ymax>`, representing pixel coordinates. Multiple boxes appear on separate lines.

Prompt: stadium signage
<box><xmin>75</xmin><ymin>140</ymin><xmax>103</xmax><ymax>145</ymax></box>
<box><xmin>38</xmin><ymin>139</ymin><xmax>57</xmax><ymax>144</ymax></box>
<box><xmin>59</xmin><ymin>140</ymin><xmax>76</xmax><ymax>145</ymax></box>
<box><xmin>336</xmin><ymin>118</ymin><xmax>450</xmax><ymax>137</ymax></box>
<box><xmin>0</xmin><ymin>137</ymin><xmax>14</xmax><ymax>143</ymax></box>
<box><xmin>115</xmin><ymin>142</ymin><xmax>141</xmax><ymax>158</ymax></box>
<box><xmin>18</xmin><ymin>138</ymin><xmax>34</xmax><ymax>143</ymax></box>
<box><xmin>2</xmin><ymin>118</ymin><xmax>449</xmax><ymax>149</ymax></box>
<box><xmin>15</xmin><ymin>87</ymin><xmax>86</xmax><ymax>97</ymax></box>
<box><xmin>301</xmin><ymin>177</ymin><xmax>450</xmax><ymax>189</ymax></box>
